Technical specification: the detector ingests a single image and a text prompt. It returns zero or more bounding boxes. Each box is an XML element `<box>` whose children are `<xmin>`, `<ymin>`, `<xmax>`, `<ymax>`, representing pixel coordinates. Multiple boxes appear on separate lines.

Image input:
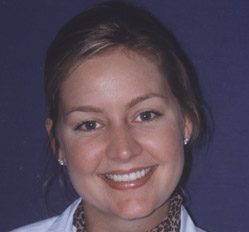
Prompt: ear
<box><xmin>183</xmin><ymin>115</ymin><xmax>193</xmax><ymax>143</ymax></box>
<box><xmin>45</xmin><ymin>118</ymin><xmax>64</xmax><ymax>161</ymax></box>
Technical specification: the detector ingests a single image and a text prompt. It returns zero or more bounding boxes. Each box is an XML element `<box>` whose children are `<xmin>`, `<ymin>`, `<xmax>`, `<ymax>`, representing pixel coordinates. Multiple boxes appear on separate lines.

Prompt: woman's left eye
<box><xmin>135</xmin><ymin>111</ymin><xmax>161</xmax><ymax>122</ymax></box>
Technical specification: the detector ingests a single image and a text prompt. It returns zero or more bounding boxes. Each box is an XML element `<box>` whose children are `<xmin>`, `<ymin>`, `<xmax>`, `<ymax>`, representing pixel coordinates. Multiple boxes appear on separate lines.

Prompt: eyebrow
<box><xmin>64</xmin><ymin>105</ymin><xmax>102</xmax><ymax>117</ymax></box>
<box><xmin>64</xmin><ymin>93</ymin><xmax>166</xmax><ymax>117</ymax></box>
<box><xmin>126</xmin><ymin>93</ymin><xmax>166</xmax><ymax>109</ymax></box>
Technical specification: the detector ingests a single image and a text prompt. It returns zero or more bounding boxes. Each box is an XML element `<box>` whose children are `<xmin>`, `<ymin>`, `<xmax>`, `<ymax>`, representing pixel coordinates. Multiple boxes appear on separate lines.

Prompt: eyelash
<box><xmin>135</xmin><ymin>110</ymin><xmax>162</xmax><ymax>122</ymax></box>
<box><xmin>74</xmin><ymin>120</ymin><xmax>102</xmax><ymax>132</ymax></box>
<box><xmin>73</xmin><ymin>111</ymin><xmax>161</xmax><ymax>132</ymax></box>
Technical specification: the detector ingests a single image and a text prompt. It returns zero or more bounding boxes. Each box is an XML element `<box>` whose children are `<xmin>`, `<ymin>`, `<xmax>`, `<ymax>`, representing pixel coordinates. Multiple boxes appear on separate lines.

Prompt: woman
<box><xmin>12</xmin><ymin>1</ymin><xmax>207</xmax><ymax>231</ymax></box>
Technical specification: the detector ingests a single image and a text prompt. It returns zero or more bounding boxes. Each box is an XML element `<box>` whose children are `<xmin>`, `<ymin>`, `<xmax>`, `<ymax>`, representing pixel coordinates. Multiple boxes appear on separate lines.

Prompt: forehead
<box><xmin>59</xmin><ymin>48</ymin><xmax>176</xmax><ymax>109</ymax></box>
<box><xmin>66</xmin><ymin>47</ymin><xmax>163</xmax><ymax>81</ymax></box>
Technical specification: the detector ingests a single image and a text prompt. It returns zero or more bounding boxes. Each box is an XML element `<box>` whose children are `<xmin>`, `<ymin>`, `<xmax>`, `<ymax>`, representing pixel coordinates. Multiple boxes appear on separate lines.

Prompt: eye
<box><xmin>135</xmin><ymin>111</ymin><xmax>161</xmax><ymax>122</ymax></box>
<box><xmin>74</xmin><ymin>120</ymin><xmax>102</xmax><ymax>132</ymax></box>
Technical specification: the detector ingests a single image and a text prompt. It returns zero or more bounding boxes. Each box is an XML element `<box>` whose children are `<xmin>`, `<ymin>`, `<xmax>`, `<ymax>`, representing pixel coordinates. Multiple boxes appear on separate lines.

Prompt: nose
<box><xmin>106</xmin><ymin>125</ymin><xmax>142</xmax><ymax>162</ymax></box>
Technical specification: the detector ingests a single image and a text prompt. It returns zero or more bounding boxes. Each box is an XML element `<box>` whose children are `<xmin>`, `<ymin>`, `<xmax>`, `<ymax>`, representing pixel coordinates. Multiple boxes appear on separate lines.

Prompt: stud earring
<box><xmin>58</xmin><ymin>159</ymin><xmax>65</xmax><ymax>166</ymax></box>
<box><xmin>184</xmin><ymin>137</ymin><xmax>189</xmax><ymax>145</ymax></box>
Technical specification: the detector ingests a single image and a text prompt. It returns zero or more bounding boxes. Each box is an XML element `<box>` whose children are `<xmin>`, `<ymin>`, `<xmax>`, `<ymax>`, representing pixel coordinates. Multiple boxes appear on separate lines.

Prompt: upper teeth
<box><xmin>105</xmin><ymin>168</ymin><xmax>151</xmax><ymax>182</ymax></box>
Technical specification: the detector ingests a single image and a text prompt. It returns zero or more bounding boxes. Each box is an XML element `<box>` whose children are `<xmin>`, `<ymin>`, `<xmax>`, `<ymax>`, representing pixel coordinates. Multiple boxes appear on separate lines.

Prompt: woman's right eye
<box><xmin>74</xmin><ymin>120</ymin><xmax>101</xmax><ymax>132</ymax></box>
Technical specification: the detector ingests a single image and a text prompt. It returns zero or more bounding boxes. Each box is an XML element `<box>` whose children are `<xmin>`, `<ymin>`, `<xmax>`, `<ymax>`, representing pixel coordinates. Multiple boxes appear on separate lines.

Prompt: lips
<box><xmin>100</xmin><ymin>166</ymin><xmax>156</xmax><ymax>190</ymax></box>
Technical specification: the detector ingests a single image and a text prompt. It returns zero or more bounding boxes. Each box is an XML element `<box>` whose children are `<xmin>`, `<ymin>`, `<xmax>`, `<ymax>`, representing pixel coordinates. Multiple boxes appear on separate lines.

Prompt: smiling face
<box><xmin>47</xmin><ymin>48</ymin><xmax>192</xmax><ymax>228</ymax></box>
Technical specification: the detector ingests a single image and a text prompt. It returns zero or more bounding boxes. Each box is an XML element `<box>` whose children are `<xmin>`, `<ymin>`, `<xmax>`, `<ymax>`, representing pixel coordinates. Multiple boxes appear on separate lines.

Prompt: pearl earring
<box><xmin>58</xmin><ymin>159</ymin><xmax>65</xmax><ymax>166</ymax></box>
<box><xmin>184</xmin><ymin>137</ymin><xmax>189</xmax><ymax>145</ymax></box>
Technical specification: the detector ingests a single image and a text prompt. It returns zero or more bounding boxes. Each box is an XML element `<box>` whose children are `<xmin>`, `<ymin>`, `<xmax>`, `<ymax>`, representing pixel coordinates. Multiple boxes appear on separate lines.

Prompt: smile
<box><xmin>100</xmin><ymin>166</ymin><xmax>156</xmax><ymax>190</ymax></box>
<box><xmin>105</xmin><ymin>167</ymin><xmax>151</xmax><ymax>182</ymax></box>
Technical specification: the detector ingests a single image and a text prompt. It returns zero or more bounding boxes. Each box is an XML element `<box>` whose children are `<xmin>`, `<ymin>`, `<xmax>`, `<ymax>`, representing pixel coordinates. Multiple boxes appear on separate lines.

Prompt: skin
<box><xmin>46</xmin><ymin>48</ymin><xmax>192</xmax><ymax>232</ymax></box>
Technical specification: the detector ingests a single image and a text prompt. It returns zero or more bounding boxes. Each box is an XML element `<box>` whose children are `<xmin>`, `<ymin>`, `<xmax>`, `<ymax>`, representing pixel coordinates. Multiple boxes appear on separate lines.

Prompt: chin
<box><xmin>113</xmin><ymin>201</ymin><xmax>157</xmax><ymax>221</ymax></box>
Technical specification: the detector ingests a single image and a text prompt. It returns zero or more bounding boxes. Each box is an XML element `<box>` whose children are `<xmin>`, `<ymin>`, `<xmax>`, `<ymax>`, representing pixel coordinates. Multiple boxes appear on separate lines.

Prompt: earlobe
<box><xmin>184</xmin><ymin>116</ymin><xmax>193</xmax><ymax>144</ymax></box>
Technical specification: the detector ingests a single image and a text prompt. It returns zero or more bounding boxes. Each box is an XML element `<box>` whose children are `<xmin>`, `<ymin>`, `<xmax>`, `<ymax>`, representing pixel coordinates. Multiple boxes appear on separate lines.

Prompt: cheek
<box><xmin>60</xmin><ymin>136</ymin><xmax>106</xmax><ymax>199</ymax></box>
<box><xmin>60</xmin><ymin>135</ymin><xmax>104</xmax><ymax>174</ymax></box>
<box><xmin>137</xmin><ymin>122</ymin><xmax>184</xmax><ymax>163</ymax></box>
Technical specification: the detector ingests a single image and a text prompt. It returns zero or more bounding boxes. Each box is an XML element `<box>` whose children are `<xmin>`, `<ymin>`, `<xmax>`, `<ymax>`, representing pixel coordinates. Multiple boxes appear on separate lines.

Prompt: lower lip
<box><xmin>100</xmin><ymin>166</ymin><xmax>156</xmax><ymax>190</ymax></box>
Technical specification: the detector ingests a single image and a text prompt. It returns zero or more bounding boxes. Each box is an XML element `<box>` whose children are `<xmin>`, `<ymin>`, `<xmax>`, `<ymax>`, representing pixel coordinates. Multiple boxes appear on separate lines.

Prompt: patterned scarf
<box><xmin>73</xmin><ymin>193</ymin><xmax>182</xmax><ymax>232</ymax></box>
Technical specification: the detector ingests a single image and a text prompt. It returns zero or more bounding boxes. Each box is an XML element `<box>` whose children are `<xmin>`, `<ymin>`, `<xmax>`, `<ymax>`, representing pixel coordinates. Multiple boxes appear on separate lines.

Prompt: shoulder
<box><xmin>11</xmin><ymin>199</ymin><xmax>81</xmax><ymax>232</ymax></box>
<box><xmin>180</xmin><ymin>206</ymin><xmax>207</xmax><ymax>232</ymax></box>
<box><xmin>10</xmin><ymin>217</ymin><xmax>57</xmax><ymax>232</ymax></box>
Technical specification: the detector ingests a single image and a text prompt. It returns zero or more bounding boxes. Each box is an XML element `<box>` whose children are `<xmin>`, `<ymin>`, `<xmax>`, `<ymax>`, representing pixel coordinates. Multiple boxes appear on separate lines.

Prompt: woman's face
<box><xmin>50</xmin><ymin>48</ymin><xmax>192</xmax><ymax>222</ymax></box>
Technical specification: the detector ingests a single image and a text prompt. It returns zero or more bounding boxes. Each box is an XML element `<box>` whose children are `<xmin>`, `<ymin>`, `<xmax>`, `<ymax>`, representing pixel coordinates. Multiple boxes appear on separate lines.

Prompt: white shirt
<box><xmin>11</xmin><ymin>199</ymin><xmax>206</xmax><ymax>232</ymax></box>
